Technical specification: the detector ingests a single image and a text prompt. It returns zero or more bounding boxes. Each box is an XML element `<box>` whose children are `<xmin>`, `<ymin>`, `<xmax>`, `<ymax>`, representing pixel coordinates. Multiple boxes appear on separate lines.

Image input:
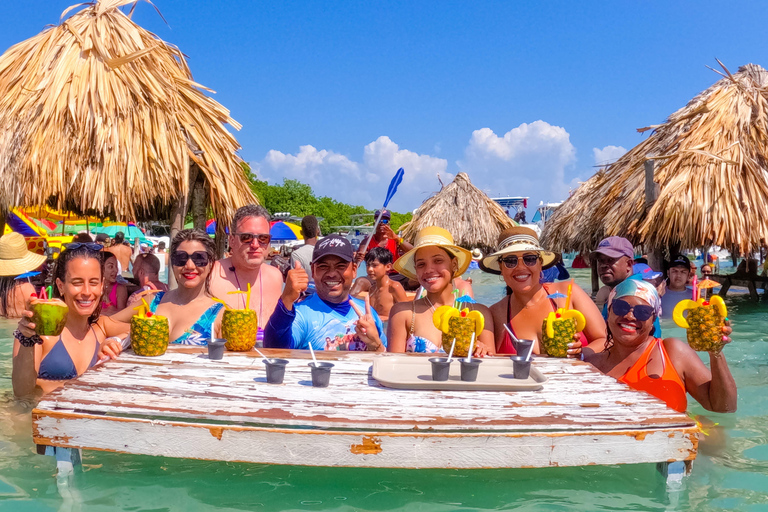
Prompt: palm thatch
<box><xmin>0</xmin><ymin>0</ymin><xmax>256</xmax><ymax>224</ymax></box>
<box><xmin>543</xmin><ymin>63</ymin><xmax>768</xmax><ymax>255</ymax></box>
<box><xmin>400</xmin><ymin>172</ymin><xmax>515</xmax><ymax>252</ymax></box>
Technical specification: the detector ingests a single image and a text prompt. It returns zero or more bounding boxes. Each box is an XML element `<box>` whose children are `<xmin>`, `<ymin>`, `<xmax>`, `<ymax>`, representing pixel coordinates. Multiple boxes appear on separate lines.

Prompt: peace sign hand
<box><xmin>350</xmin><ymin>295</ymin><xmax>384</xmax><ymax>352</ymax></box>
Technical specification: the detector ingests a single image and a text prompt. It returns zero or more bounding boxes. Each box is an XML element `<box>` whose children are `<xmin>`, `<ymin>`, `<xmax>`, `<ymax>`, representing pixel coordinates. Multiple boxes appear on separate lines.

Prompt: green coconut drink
<box><xmin>30</xmin><ymin>298</ymin><xmax>69</xmax><ymax>336</ymax></box>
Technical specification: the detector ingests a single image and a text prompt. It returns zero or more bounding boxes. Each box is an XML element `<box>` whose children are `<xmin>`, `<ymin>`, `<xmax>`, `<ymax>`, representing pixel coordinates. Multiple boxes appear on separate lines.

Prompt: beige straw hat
<box><xmin>480</xmin><ymin>226</ymin><xmax>557</xmax><ymax>274</ymax></box>
<box><xmin>393</xmin><ymin>226</ymin><xmax>472</xmax><ymax>280</ymax></box>
<box><xmin>0</xmin><ymin>232</ymin><xmax>47</xmax><ymax>277</ymax></box>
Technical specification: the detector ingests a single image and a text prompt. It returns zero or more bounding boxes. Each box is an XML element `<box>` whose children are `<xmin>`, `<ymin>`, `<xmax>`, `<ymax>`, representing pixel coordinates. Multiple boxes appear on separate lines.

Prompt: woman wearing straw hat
<box><xmin>0</xmin><ymin>233</ymin><xmax>46</xmax><ymax>318</ymax></box>
<box><xmin>14</xmin><ymin>243</ymin><xmax>127</xmax><ymax>397</ymax></box>
<box><xmin>481</xmin><ymin>227</ymin><xmax>606</xmax><ymax>356</ymax></box>
<box><xmin>387</xmin><ymin>227</ymin><xmax>495</xmax><ymax>355</ymax></box>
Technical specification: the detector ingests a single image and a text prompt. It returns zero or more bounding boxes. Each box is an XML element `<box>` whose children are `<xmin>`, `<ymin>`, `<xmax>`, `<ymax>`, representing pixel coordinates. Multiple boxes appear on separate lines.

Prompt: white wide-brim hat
<box><xmin>480</xmin><ymin>227</ymin><xmax>557</xmax><ymax>275</ymax></box>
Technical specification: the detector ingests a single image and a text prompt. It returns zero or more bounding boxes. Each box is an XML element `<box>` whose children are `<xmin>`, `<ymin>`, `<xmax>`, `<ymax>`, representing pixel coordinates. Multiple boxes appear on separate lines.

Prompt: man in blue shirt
<box><xmin>264</xmin><ymin>235</ymin><xmax>387</xmax><ymax>351</ymax></box>
<box><xmin>660</xmin><ymin>255</ymin><xmax>693</xmax><ymax>319</ymax></box>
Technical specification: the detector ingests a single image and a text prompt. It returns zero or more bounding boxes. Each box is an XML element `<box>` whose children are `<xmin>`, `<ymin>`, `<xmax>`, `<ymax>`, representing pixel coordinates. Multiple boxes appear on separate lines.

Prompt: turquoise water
<box><xmin>1</xmin><ymin>269</ymin><xmax>767</xmax><ymax>511</ymax></box>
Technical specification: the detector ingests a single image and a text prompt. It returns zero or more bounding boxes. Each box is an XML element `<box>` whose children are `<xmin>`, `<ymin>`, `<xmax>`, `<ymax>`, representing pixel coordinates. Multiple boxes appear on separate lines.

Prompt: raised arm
<box><xmin>12</xmin><ymin>310</ymin><xmax>43</xmax><ymax>398</ymax></box>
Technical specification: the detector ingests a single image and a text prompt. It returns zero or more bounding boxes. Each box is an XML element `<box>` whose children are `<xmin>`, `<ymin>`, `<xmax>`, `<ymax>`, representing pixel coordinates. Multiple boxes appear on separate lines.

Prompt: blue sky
<box><xmin>2</xmin><ymin>1</ymin><xmax>766</xmax><ymax>213</ymax></box>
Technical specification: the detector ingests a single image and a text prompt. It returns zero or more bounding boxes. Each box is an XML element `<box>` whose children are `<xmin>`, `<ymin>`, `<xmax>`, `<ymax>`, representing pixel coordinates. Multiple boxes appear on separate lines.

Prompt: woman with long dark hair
<box><xmin>13</xmin><ymin>243</ymin><xmax>127</xmax><ymax>397</ymax></box>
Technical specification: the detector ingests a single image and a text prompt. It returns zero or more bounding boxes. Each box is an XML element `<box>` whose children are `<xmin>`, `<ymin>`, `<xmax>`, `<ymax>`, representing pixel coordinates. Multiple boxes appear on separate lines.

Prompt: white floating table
<box><xmin>32</xmin><ymin>347</ymin><xmax>698</xmax><ymax>469</ymax></box>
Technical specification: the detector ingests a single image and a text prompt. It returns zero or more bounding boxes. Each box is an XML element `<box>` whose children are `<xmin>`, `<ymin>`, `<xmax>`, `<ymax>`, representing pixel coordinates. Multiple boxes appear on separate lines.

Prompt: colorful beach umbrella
<box><xmin>92</xmin><ymin>224</ymin><xmax>148</xmax><ymax>243</ymax></box>
<box><xmin>270</xmin><ymin>221</ymin><xmax>303</xmax><ymax>241</ymax></box>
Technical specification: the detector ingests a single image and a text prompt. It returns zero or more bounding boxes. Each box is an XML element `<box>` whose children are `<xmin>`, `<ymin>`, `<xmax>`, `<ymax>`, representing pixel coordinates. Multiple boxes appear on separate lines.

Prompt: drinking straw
<box><xmin>502</xmin><ymin>323</ymin><xmax>519</xmax><ymax>343</ymax></box>
<box><xmin>307</xmin><ymin>340</ymin><xmax>318</xmax><ymax>367</ymax></box>
<box><xmin>246</xmin><ymin>283</ymin><xmax>252</xmax><ymax>310</ymax></box>
<box><xmin>525</xmin><ymin>338</ymin><xmax>535</xmax><ymax>362</ymax></box>
<box><xmin>691</xmin><ymin>275</ymin><xmax>698</xmax><ymax>301</ymax></box>
<box><xmin>467</xmin><ymin>333</ymin><xmax>476</xmax><ymax>363</ymax></box>
<box><xmin>40</xmin><ymin>287</ymin><xmax>47</xmax><ymax>300</ymax></box>
<box><xmin>565</xmin><ymin>281</ymin><xmax>573</xmax><ymax>310</ymax></box>
<box><xmin>211</xmin><ymin>298</ymin><xmax>231</xmax><ymax>310</ymax></box>
<box><xmin>446</xmin><ymin>338</ymin><xmax>457</xmax><ymax>363</ymax></box>
<box><xmin>254</xmin><ymin>348</ymin><xmax>268</xmax><ymax>360</ymax></box>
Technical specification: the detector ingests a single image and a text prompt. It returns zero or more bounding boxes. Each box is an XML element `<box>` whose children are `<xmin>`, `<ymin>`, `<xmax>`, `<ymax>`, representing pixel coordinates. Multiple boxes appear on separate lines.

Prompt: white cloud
<box><xmin>593</xmin><ymin>145</ymin><xmax>626</xmax><ymax>166</ymax></box>
<box><xmin>458</xmin><ymin>121</ymin><xmax>577</xmax><ymax>208</ymax></box>
<box><xmin>253</xmin><ymin>136</ymin><xmax>448</xmax><ymax>211</ymax></box>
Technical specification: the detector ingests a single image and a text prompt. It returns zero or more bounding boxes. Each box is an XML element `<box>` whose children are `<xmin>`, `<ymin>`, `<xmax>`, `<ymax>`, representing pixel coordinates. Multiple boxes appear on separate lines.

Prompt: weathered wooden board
<box><xmin>32</xmin><ymin>348</ymin><xmax>699</xmax><ymax>468</ymax></box>
<box><xmin>32</xmin><ymin>411</ymin><xmax>698</xmax><ymax>469</ymax></box>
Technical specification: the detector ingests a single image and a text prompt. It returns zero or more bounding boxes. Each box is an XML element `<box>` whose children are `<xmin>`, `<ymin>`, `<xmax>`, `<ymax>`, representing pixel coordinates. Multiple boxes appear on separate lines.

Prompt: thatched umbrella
<box><xmin>543</xmin><ymin>63</ymin><xmax>768</xmax><ymax>256</ymax></box>
<box><xmin>400</xmin><ymin>172</ymin><xmax>515</xmax><ymax>253</ymax></box>
<box><xmin>0</xmin><ymin>0</ymin><xmax>256</xmax><ymax>229</ymax></box>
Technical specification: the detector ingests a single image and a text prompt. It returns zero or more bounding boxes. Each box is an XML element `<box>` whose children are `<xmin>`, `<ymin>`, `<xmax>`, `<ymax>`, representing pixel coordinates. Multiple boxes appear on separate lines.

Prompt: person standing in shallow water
<box><xmin>660</xmin><ymin>255</ymin><xmax>692</xmax><ymax>319</ymax></box>
<box><xmin>209</xmin><ymin>205</ymin><xmax>284</xmax><ymax>343</ymax></box>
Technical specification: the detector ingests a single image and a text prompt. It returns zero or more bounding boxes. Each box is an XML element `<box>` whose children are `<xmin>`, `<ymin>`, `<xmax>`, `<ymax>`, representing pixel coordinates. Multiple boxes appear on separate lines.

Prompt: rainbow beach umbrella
<box><xmin>270</xmin><ymin>221</ymin><xmax>303</xmax><ymax>241</ymax></box>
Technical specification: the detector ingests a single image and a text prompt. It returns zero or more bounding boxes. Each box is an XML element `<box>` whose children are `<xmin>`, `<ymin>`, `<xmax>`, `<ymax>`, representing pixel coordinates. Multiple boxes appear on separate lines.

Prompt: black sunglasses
<box><xmin>64</xmin><ymin>242</ymin><xmax>103</xmax><ymax>252</ymax></box>
<box><xmin>171</xmin><ymin>251</ymin><xmax>210</xmax><ymax>268</ymax></box>
<box><xmin>499</xmin><ymin>254</ymin><xmax>540</xmax><ymax>269</ymax></box>
<box><xmin>611</xmin><ymin>299</ymin><xmax>655</xmax><ymax>322</ymax></box>
<box><xmin>235</xmin><ymin>232</ymin><xmax>272</xmax><ymax>245</ymax></box>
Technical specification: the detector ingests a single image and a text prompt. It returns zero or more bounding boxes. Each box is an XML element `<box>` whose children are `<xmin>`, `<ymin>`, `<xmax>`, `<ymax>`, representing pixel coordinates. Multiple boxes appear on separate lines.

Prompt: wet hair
<box><xmin>365</xmin><ymin>247</ymin><xmax>393</xmax><ymax>266</ymax></box>
<box><xmin>301</xmin><ymin>215</ymin><xmax>320</xmax><ymax>239</ymax></box>
<box><xmin>113</xmin><ymin>231</ymin><xmax>125</xmax><ymax>244</ymax></box>
<box><xmin>0</xmin><ymin>276</ymin><xmax>21</xmax><ymax>317</ymax></box>
<box><xmin>53</xmin><ymin>245</ymin><xmax>104</xmax><ymax>325</ymax></box>
<box><xmin>170</xmin><ymin>229</ymin><xmax>216</xmax><ymax>295</ymax></box>
<box><xmin>231</xmin><ymin>205</ymin><xmax>270</xmax><ymax>234</ymax></box>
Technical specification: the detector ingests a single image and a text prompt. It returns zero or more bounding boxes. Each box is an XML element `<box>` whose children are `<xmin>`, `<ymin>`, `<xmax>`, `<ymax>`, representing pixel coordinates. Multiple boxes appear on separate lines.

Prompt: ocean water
<box><xmin>1</xmin><ymin>269</ymin><xmax>766</xmax><ymax>511</ymax></box>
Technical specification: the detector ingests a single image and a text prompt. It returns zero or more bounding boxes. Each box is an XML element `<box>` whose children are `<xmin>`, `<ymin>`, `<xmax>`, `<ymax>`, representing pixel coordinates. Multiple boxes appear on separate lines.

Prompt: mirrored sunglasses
<box><xmin>499</xmin><ymin>254</ymin><xmax>540</xmax><ymax>269</ymax></box>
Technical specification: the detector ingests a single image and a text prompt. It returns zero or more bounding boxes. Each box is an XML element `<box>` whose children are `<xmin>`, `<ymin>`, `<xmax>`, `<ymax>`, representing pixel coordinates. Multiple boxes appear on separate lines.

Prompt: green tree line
<box><xmin>243</xmin><ymin>164</ymin><xmax>412</xmax><ymax>233</ymax></box>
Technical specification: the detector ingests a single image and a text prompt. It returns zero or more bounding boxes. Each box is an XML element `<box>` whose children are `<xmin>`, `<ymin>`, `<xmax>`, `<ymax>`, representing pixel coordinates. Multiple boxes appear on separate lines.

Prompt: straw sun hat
<box><xmin>0</xmin><ymin>232</ymin><xmax>47</xmax><ymax>277</ymax></box>
<box><xmin>480</xmin><ymin>226</ymin><xmax>557</xmax><ymax>275</ymax></box>
<box><xmin>393</xmin><ymin>226</ymin><xmax>472</xmax><ymax>280</ymax></box>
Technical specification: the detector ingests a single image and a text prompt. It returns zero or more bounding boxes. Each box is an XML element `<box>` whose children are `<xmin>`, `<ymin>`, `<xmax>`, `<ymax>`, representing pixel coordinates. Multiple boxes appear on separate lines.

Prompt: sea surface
<box><xmin>1</xmin><ymin>268</ymin><xmax>767</xmax><ymax>511</ymax></box>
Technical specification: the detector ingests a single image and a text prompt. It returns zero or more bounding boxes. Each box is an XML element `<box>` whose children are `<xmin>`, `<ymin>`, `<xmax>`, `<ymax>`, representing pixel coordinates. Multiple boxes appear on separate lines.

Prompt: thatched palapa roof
<box><xmin>400</xmin><ymin>172</ymin><xmax>515</xmax><ymax>252</ymax></box>
<box><xmin>542</xmin><ymin>63</ymin><xmax>768</xmax><ymax>255</ymax></box>
<box><xmin>0</xmin><ymin>0</ymin><xmax>256</xmax><ymax>223</ymax></box>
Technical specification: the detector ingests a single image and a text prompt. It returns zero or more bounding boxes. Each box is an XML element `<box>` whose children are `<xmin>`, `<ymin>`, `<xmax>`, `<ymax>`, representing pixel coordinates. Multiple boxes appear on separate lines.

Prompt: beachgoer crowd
<box><xmin>7</xmin><ymin>205</ymin><xmax>738</xmax><ymax>415</ymax></box>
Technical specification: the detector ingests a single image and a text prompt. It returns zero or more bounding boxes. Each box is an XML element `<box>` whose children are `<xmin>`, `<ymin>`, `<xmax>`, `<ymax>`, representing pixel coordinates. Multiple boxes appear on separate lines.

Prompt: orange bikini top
<box><xmin>619</xmin><ymin>337</ymin><xmax>688</xmax><ymax>413</ymax></box>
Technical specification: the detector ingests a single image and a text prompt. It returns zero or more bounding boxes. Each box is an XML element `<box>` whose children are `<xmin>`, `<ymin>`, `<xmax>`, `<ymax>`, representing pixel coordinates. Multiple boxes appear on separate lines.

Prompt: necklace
<box><xmin>231</xmin><ymin>265</ymin><xmax>264</xmax><ymax>325</ymax></box>
<box><xmin>424</xmin><ymin>296</ymin><xmax>437</xmax><ymax>313</ymax></box>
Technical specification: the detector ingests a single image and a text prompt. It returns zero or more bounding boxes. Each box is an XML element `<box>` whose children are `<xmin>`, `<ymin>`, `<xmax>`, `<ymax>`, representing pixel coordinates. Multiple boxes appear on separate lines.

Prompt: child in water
<box><xmin>361</xmin><ymin>247</ymin><xmax>407</xmax><ymax>322</ymax></box>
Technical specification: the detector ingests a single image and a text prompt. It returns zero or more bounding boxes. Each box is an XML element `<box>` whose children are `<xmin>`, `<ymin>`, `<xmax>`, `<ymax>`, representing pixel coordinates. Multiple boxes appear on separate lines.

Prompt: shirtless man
<box><xmin>209</xmin><ymin>205</ymin><xmax>283</xmax><ymax>336</ymax></box>
<box><xmin>357</xmin><ymin>247</ymin><xmax>407</xmax><ymax>321</ymax></box>
<box><xmin>106</xmin><ymin>231</ymin><xmax>133</xmax><ymax>274</ymax></box>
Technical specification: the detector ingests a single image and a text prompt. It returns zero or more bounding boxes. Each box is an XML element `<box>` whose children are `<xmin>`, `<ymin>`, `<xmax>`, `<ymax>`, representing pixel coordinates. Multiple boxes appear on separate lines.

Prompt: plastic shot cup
<box><xmin>207</xmin><ymin>338</ymin><xmax>226</xmax><ymax>360</ymax></box>
<box><xmin>263</xmin><ymin>358</ymin><xmax>289</xmax><ymax>384</ymax></box>
<box><xmin>458</xmin><ymin>358</ymin><xmax>482</xmax><ymax>382</ymax></box>
<box><xmin>510</xmin><ymin>356</ymin><xmax>532</xmax><ymax>379</ymax></box>
<box><xmin>512</xmin><ymin>338</ymin><xmax>534</xmax><ymax>357</ymax></box>
<box><xmin>429</xmin><ymin>357</ymin><xmax>451</xmax><ymax>381</ymax></box>
<box><xmin>309</xmin><ymin>361</ymin><xmax>334</xmax><ymax>387</ymax></box>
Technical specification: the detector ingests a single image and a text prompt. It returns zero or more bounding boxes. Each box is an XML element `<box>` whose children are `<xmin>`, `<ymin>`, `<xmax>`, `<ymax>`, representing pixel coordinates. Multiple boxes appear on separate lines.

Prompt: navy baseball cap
<box><xmin>669</xmin><ymin>255</ymin><xmax>691</xmax><ymax>269</ymax></box>
<box><xmin>594</xmin><ymin>236</ymin><xmax>634</xmax><ymax>259</ymax></box>
<box><xmin>311</xmin><ymin>235</ymin><xmax>354</xmax><ymax>264</ymax></box>
<box><xmin>374</xmin><ymin>209</ymin><xmax>391</xmax><ymax>221</ymax></box>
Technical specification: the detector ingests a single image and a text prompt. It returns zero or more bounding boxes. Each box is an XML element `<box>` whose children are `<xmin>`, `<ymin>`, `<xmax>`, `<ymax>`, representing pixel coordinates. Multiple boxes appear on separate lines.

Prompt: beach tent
<box><xmin>270</xmin><ymin>221</ymin><xmax>303</xmax><ymax>241</ymax></box>
<box><xmin>543</xmin><ymin>63</ymin><xmax>768</xmax><ymax>256</ymax></box>
<box><xmin>4</xmin><ymin>209</ymin><xmax>48</xmax><ymax>237</ymax></box>
<box><xmin>0</xmin><ymin>0</ymin><xmax>256</xmax><ymax>238</ymax></box>
<box><xmin>399</xmin><ymin>173</ymin><xmax>515</xmax><ymax>253</ymax></box>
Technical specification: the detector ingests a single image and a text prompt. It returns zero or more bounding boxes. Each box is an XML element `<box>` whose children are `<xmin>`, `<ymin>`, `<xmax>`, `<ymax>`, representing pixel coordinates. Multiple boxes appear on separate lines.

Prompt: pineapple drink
<box><xmin>30</xmin><ymin>297</ymin><xmax>69</xmax><ymax>336</ymax></box>
<box><xmin>222</xmin><ymin>309</ymin><xmax>258</xmax><ymax>351</ymax></box>
<box><xmin>673</xmin><ymin>296</ymin><xmax>727</xmax><ymax>353</ymax></box>
<box><xmin>541</xmin><ymin>309</ymin><xmax>586</xmax><ymax>358</ymax></box>
<box><xmin>432</xmin><ymin>306</ymin><xmax>484</xmax><ymax>357</ymax></box>
<box><xmin>130</xmin><ymin>302</ymin><xmax>169</xmax><ymax>356</ymax></box>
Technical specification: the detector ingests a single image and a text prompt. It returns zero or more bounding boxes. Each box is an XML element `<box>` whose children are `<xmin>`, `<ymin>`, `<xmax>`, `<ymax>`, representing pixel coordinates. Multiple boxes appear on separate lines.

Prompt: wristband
<box><xmin>14</xmin><ymin>329</ymin><xmax>43</xmax><ymax>347</ymax></box>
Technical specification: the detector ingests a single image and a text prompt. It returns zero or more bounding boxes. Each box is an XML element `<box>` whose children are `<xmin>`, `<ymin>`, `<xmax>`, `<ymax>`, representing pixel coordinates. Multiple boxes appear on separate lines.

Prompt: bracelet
<box><xmin>14</xmin><ymin>329</ymin><xmax>43</xmax><ymax>347</ymax></box>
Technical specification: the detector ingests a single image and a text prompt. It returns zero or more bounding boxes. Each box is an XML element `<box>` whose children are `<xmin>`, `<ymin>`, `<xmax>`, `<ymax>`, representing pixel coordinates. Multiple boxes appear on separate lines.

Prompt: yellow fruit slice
<box><xmin>709</xmin><ymin>295</ymin><xmax>728</xmax><ymax>318</ymax></box>
<box><xmin>560</xmin><ymin>309</ymin><xmax>586</xmax><ymax>332</ymax></box>
<box><xmin>432</xmin><ymin>305</ymin><xmax>453</xmax><ymax>330</ymax></box>
<box><xmin>545</xmin><ymin>312</ymin><xmax>556</xmax><ymax>338</ymax></box>
<box><xmin>440</xmin><ymin>309</ymin><xmax>459</xmax><ymax>333</ymax></box>
<box><xmin>672</xmin><ymin>299</ymin><xmax>699</xmax><ymax>329</ymax></box>
<box><xmin>466</xmin><ymin>310</ymin><xmax>485</xmax><ymax>336</ymax></box>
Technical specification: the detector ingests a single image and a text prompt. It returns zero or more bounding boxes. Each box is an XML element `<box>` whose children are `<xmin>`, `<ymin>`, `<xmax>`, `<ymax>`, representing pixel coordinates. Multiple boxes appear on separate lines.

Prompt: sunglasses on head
<box><xmin>611</xmin><ymin>299</ymin><xmax>655</xmax><ymax>322</ymax></box>
<box><xmin>235</xmin><ymin>232</ymin><xmax>272</xmax><ymax>245</ymax></box>
<box><xmin>499</xmin><ymin>254</ymin><xmax>540</xmax><ymax>269</ymax></box>
<box><xmin>64</xmin><ymin>242</ymin><xmax>103</xmax><ymax>252</ymax></box>
<box><xmin>171</xmin><ymin>251</ymin><xmax>210</xmax><ymax>268</ymax></box>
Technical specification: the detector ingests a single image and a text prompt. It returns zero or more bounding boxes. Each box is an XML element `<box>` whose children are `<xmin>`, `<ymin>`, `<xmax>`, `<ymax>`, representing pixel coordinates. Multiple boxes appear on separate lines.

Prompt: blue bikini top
<box><xmin>38</xmin><ymin>327</ymin><xmax>100</xmax><ymax>381</ymax></box>
<box><xmin>149</xmin><ymin>292</ymin><xmax>223</xmax><ymax>345</ymax></box>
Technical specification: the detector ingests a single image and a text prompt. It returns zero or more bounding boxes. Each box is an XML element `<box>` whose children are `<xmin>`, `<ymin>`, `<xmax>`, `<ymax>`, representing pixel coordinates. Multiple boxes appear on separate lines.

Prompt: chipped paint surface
<box><xmin>31</xmin><ymin>348</ymin><xmax>699</xmax><ymax>468</ymax></box>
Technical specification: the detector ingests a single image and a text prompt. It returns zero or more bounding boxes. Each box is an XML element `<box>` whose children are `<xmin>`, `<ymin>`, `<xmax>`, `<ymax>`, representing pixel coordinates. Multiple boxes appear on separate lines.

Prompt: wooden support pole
<box><xmin>591</xmin><ymin>254</ymin><xmax>599</xmax><ymax>296</ymax></box>
<box><xmin>168</xmin><ymin>165</ymin><xmax>200</xmax><ymax>289</ymax></box>
<box><xmin>644</xmin><ymin>159</ymin><xmax>665</xmax><ymax>272</ymax></box>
